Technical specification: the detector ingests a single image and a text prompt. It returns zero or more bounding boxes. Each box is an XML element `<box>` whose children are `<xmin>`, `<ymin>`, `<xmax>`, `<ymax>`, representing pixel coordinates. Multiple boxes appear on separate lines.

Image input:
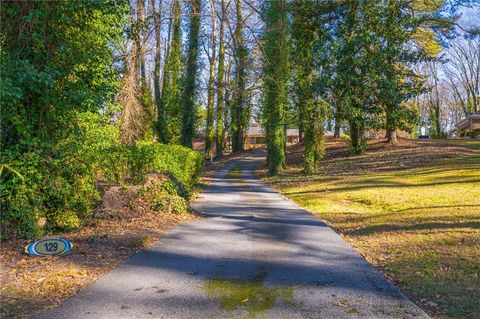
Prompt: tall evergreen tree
<box><xmin>334</xmin><ymin>1</ymin><xmax>383</xmax><ymax>154</ymax></box>
<box><xmin>380</xmin><ymin>0</ymin><xmax>452</xmax><ymax>143</ymax></box>
<box><xmin>181</xmin><ymin>0</ymin><xmax>201</xmax><ymax>148</ymax></box>
<box><xmin>262</xmin><ymin>0</ymin><xmax>289</xmax><ymax>176</ymax></box>
<box><xmin>158</xmin><ymin>0</ymin><xmax>182</xmax><ymax>143</ymax></box>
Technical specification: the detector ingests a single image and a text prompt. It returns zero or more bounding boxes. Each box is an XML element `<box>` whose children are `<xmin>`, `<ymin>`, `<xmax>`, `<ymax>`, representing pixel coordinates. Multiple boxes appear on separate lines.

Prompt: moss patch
<box><xmin>203</xmin><ymin>273</ymin><xmax>294</xmax><ymax>317</ymax></box>
<box><xmin>226</xmin><ymin>166</ymin><xmax>242</xmax><ymax>179</ymax></box>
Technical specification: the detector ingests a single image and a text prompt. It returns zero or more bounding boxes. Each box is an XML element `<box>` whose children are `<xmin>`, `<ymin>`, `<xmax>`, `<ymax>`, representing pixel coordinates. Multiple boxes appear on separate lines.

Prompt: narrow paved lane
<box><xmin>40</xmin><ymin>150</ymin><xmax>429</xmax><ymax>319</ymax></box>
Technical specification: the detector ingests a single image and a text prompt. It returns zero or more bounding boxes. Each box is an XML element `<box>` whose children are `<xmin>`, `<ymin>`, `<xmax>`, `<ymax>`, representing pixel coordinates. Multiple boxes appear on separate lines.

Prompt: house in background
<box><xmin>456</xmin><ymin>112</ymin><xmax>480</xmax><ymax>132</ymax></box>
<box><xmin>243</xmin><ymin>121</ymin><xmax>300</xmax><ymax>149</ymax></box>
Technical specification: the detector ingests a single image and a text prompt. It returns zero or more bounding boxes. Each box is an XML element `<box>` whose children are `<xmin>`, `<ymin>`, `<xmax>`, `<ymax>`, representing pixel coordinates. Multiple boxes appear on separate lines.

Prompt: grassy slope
<box><xmin>267</xmin><ymin>139</ymin><xmax>480</xmax><ymax>319</ymax></box>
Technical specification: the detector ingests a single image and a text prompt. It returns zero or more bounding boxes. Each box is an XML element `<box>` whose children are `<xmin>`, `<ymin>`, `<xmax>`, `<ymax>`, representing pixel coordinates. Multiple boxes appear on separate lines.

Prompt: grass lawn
<box><xmin>266</xmin><ymin>138</ymin><xmax>480</xmax><ymax>319</ymax></box>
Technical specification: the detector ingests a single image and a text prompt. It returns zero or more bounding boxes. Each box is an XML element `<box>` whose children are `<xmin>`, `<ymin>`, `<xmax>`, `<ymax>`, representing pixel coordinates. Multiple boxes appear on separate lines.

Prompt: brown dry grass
<box><xmin>0</xmin><ymin>176</ymin><xmax>197</xmax><ymax>319</ymax></box>
<box><xmin>282</xmin><ymin>137</ymin><xmax>475</xmax><ymax>177</ymax></box>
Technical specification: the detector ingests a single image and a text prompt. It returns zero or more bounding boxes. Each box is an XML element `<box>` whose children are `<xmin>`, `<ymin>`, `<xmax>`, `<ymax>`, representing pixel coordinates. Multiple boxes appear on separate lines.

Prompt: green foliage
<box><xmin>1</xmin><ymin>1</ymin><xmax>126</xmax><ymax>149</ymax></box>
<box><xmin>46</xmin><ymin>210</ymin><xmax>81</xmax><ymax>233</ymax></box>
<box><xmin>310</xmin><ymin>0</ymin><xmax>453</xmax><ymax>151</ymax></box>
<box><xmin>215</xmin><ymin>4</ymin><xmax>227</xmax><ymax>157</ymax></box>
<box><xmin>1</xmin><ymin>118</ymin><xmax>203</xmax><ymax>239</ymax></box>
<box><xmin>291</xmin><ymin>0</ymin><xmax>327</xmax><ymax>173</ymax></box>
<box><xmin>124</xmin><ymin>142</ymin><xmax>204</xmax><ymax>188</ymax></box>
<box><xmin>0</xmin><ymin>1</ymin><xmax>203</xmax><ymax>240</ymax></box>
<box><xmin>460</xmin><ymin>129</ymin><xmax>480</xmax><ymax>139</ymax></box>
<box><xmin>231</xmin><ymin>0</ymin><xmax>249</xmax><ymax>154</ymax></box>
<box><xmin>0</xmin><ymin>1</ymin><xmax>127</xmax><ymax>239</ymax></box>
<box><xmin>262</xmin><ymin>0</ymin><xmax>289</xmax><ymax>176</ymax></box>
<box><xmin>0</xmin><ymin>152</ymin><xmax>42</xmax><ymax>239</ymax></box>
<box><xmin>1</xmin><ymin>112</ymin><xmax>115</xmax><ymax>237</ymax></box>
<box><xmin>139</xmin><ymin>83</ymin><xmax>156</xmax><ymax>141</ymax></box>
<box><xmin>141</xmin><ymin>181</ymin><xmax>189</xmax><ymax>215</ymax></box>
<box><xmin>181</xmin><ymin>0</ymin><xmax>202</xmax><ymax>148</ymax></box>
<box><xmin>158</xmin><ymin>0</ymin><xmax>182</xmax><ymax>144</ymax></box>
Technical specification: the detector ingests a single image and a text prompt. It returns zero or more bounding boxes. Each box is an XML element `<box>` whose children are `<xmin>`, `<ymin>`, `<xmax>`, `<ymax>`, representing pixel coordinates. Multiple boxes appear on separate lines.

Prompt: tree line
<box><xmin>1</xmin><ymin>0</ymin><xmax>478</xmax><ymax>237</ymax></box>
<box><xmin>119</xmin><ymin>0</ymin><xmax>476</xmax><ymax>176</ymax></box>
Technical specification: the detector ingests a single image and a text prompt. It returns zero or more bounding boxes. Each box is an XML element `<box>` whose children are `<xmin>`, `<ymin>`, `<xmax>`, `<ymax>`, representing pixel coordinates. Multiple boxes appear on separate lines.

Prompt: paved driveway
<box><xmin>39</xmin><ymin>150</ymin><xmax>429</xmax><ymax>319</ymax></box>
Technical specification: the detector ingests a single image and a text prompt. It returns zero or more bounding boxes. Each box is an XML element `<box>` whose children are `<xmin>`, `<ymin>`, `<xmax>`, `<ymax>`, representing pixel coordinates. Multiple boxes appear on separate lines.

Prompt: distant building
<box><xmin>456</xmin><ymin>113</ymin><xmax>480</xmax><ymax>131</ymax></box>
<box><xmin>244</xmin><ymin>122</ymin><xmax>300</xmax><ymax>148</ymax></box>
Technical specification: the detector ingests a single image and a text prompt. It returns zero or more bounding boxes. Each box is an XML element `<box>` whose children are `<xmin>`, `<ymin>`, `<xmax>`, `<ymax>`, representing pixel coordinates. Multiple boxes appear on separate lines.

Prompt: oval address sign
<box><xmin>25</xmin><ymin>238</ymin><xmax>73</xmax><ymax>256</ymax></box>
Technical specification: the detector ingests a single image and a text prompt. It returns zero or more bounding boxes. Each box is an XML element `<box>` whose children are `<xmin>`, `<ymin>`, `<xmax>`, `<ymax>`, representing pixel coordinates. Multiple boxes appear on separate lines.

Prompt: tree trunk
<box><xmin>181</xmin><ymin>0</ymin><xmax>201</xmax><ymax>148</ymax></box>
<box><xmin>231</xmin><ymin>0</ymin><xmax>247</xmax><ymax>153</ymax></box>
<box><xmin>333</xmin><ymin>99</ymin><xmax>341</xmax><ymax>138</ymax></box>
<box><xmin>291</xmin><ymin>0</ymin><xmax>325</xmax><ymax>174</ymax></box>
<box><xmin>152</xmin><ymin>0</ymin><xmax>162</xmax><ymax>142</ymax></box>
<box><xmin>204</xmin><ymin>1</ymin><xmax>217</xmax><ymax>159</ymax></box>
<box><xmin>263</xmin><ymin>0</ymin><xmax>288</xmax><ymax>176</ymax></box>
<box><xmin>136</xmin><ymin>0</ymin><xmax>146</xmax><ymax>83</ymax></box>
<box><xmin>385</xmin><ymin>105</ymin><xmax>398</xmax><ymax>144</ymax></box>
<box><xmin>385</xmin><ymin>128</ymin><xmax>398</xmax><ymax>144</ymax></box>
<box><xmin>215</xmin><ymin>0</ymin><xmax>226</xmax><ymax>157</ymax></box>
<box><xmin>349</xmin><ymin>121</ymin><xmax>364</xmax><ymax>154</ymax></box>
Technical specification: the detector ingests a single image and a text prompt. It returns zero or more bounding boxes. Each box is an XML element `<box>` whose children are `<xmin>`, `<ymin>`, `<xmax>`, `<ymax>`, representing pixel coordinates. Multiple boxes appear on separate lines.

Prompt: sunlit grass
<box><xmin>269</xmin><ymin>141</ymin><xmax>480</xmax><ymax>319</ymax></box>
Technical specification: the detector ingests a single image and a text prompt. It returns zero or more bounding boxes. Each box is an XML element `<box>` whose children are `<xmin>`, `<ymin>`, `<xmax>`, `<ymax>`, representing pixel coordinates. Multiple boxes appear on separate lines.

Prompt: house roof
<box><xmin>245</xmin><ymin>124</ymin><xmax>299</xmax><ymax>137</ymax></box>
<box><xmin>456</xmin><ymin>113</ymin><xmax>480</xmax><ymax>130</ymax></box>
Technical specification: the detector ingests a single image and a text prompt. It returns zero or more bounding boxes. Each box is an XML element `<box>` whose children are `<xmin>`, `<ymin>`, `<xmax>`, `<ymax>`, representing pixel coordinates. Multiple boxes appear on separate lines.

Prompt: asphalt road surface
<box><xmin>39</xmin><ymin>150</ymin><xmax>429</xmax><ymax>319</ymax></box>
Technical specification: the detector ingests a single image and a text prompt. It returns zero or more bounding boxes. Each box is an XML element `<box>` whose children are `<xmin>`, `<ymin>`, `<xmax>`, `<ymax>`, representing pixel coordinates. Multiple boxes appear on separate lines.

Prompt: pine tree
<box><xmin>159</xmin><ymin>0</ymin><xmax>182</xmax><ymax>143</ymax></box>
<box><xmin>380</xmin><ymin>0</ymin><xmax>451</xmax><ymax>143</ymax></box>
<box><xmin>334</xmin><ymin>1</ymin><xmax>382</xmax><ymax>154</ymax></box>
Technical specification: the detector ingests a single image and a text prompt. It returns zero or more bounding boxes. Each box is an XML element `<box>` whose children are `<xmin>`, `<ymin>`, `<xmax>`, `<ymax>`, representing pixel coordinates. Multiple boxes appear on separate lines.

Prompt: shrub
<box><xmin>470</xmin><ymin>128</ymin><xmax>480</xmax><ymax>139</ymax></box>
<box><xmin>125</xmin><ymin>142</ymin><xmax>203</xmax><ymax>188</ymax></box>
<box><xmin>0</xmin><ymin>153</ymin><xmax>43</xmax><ymax>239</ymax></box>
<box><xmin>46</xmin><ymin>210</ymin><xmax>81</xmax><ymax>232</ymax></box>
<box><xmin>459</xmin><ymin>129</ymin><xmax>480</xmax><ymax>139</ymax></box>
<box><xmin>1</xmin><ymin>113</ymin><xmax>203</xmax><ymax>240</ymax></box>
<box><xmin>140</xmin><ymin>181</ymin><xmax>189</xmax><ymax>215</ymax></box>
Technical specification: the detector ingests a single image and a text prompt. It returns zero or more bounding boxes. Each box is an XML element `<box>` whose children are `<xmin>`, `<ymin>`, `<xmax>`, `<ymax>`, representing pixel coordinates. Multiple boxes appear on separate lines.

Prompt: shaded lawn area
<box><xmin>266</xmin><ymin>138</ymin><xmax>480</xmax><ymax>319</ymax></box>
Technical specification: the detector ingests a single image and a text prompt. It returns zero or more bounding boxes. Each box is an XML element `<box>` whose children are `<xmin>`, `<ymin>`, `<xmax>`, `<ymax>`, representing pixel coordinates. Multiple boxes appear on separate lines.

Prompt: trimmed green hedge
<box><xmin>0</xmin><ymin>113</ymin><xmax>203</xmax><ymax>239</ymax></box>
<box><xmin>125</xmin><ymin>142</ymin><xmax>203</xmax><ymax>188</ymax></box>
